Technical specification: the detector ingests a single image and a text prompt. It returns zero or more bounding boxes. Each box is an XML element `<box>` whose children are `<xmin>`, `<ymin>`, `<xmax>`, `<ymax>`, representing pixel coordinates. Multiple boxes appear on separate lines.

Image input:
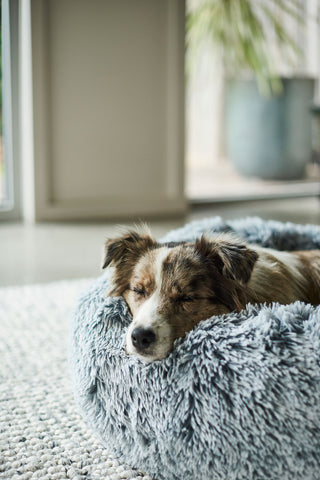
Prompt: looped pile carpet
<box><xmin>0</xmin><ymin>280</ymin><xmax>154</xmax><ymax>480</ymax></box>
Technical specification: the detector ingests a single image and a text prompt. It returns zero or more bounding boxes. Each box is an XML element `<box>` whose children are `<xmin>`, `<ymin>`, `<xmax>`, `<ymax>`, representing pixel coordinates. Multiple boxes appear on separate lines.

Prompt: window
<box><xmin>0</xmin><ymin>0</ymin><xmax>13</xmax><ymax>211</ymax></box>
<box><xmin>186</xmin><ymin>0</ymin><xmax>320</xmax><ymax>203</ymax></box>
<box><xmin>0</xmin><ymin>0</ymin><xmax>20</xmax><ymax>220</ymax></box>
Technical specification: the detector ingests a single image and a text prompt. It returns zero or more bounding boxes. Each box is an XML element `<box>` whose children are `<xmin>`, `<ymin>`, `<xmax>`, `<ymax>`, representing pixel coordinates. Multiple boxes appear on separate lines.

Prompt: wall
<box><xmin>30</xmin><ymin>0</ymin><xmax>186</xmax><ymax>220</ymax></box>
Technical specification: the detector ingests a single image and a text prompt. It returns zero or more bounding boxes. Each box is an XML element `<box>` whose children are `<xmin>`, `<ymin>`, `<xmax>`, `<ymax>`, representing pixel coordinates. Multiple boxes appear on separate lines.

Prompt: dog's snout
<box><xmin>131</xmin><ymin>327</ymin><xmax>156</xmax><ymax>351</ymax></box>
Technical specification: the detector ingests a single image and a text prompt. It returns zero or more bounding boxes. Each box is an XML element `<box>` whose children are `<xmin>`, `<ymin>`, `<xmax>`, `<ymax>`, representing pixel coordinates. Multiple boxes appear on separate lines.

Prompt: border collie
<box><xmin>103</xmin><ymin>228</ymin><xmax>320</xmax><ymax>362</ymax></box>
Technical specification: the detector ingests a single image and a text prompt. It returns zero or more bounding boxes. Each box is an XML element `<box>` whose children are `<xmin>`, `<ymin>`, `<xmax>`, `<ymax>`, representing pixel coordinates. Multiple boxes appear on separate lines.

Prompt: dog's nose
<box><xmin>131</xmin><ymin>328</ymin><xmax>156</xmax><ymax>351</ymax></box>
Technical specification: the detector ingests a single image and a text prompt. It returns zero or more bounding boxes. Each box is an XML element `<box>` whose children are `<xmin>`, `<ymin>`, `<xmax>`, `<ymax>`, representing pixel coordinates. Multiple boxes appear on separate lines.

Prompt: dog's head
<box><xmin>103</xmin><ymin>228</ymin><xmax>258</xmax><ymax>361</ymax></box>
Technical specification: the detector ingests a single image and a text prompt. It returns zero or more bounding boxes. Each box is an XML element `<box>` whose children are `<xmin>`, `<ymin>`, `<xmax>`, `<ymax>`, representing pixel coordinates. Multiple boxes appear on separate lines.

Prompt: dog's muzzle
<box><xmin>125</xmin><ymin>315</ymin><xmax>172</xmax><ymax>361</ymax></box>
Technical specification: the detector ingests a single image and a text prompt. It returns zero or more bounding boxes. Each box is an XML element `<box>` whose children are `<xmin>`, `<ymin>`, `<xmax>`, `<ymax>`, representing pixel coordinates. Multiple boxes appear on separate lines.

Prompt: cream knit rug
<box><xmin>0</xmin><ymin>279</ymin><xmax>154</xmax><ymax>480</ymax></box>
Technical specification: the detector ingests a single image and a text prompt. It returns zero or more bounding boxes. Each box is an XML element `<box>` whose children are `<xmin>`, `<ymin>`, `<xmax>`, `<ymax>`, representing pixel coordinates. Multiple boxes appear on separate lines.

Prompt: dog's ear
<box><xmin>102</xmin><ymin>229</ymin><xmax>156</xmax><ymax>269</ymax></box>
<box><xmin>195</xmin><ymin>234</ymin><xmax>258</xmax><ymax>284</ymax></box>
<box><xmin>102</xmin><ymin>229</ymin><xmax>156</xmax><ymax>296</ymax></box>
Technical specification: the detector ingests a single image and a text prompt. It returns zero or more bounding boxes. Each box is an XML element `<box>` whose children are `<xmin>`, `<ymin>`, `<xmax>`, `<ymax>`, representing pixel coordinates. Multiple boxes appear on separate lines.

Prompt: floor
<box><xmin>186</xmin><ymin>162</ymin><xmax>320</xmax><ymax>202</ymax></box>
<box><xmin>1</xmin><ymin>196</ymin><xmax>320</xmax><ymax>287</ymax></box>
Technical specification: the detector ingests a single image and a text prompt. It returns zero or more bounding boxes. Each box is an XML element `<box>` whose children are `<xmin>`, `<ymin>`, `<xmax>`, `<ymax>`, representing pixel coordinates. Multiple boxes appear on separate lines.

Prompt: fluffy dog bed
<box><xmin>69</xmin><ymin>217</ymin><xmax>320</xmax><ymax>480</ymax></box>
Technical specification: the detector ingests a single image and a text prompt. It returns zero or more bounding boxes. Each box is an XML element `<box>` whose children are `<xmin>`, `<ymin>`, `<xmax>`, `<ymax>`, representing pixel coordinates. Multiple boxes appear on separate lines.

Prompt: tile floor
<box><xmin>0</xmin><ymin>196</ymin><xmax>320</xmax><ymax>287</ymax></box>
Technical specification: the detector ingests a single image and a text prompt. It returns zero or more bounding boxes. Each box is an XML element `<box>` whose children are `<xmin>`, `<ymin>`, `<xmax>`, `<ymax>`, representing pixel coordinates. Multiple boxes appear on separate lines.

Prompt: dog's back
<box><xmin>243</xmin><ymin>246</ymin><xmax>320</xmax><ymax>308</ymax></box>
<box><xmin>294</xmin><ymin>250</ymin><xmax>320</xmax><ymax>305</ymax></box>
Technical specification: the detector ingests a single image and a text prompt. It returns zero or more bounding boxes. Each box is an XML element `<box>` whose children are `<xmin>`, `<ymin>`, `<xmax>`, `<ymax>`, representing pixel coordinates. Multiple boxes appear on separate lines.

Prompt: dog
<box><xmin>103</xmin><ymin>228</ymin><xmax>320</xmax><ymax>362</ymax></box>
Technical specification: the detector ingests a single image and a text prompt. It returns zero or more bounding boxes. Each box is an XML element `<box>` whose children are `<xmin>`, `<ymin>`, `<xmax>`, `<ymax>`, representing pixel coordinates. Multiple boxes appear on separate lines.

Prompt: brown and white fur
<box><xmin>103</xmin><ymin>228</ymin><xmax>320</xmax><ymax>362</ymax></box>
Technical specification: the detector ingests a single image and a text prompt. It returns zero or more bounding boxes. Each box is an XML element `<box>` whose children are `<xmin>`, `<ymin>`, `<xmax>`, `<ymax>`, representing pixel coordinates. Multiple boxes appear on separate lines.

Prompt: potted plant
<box><xmin>186</xmin><ymin>0</ymin><xmax>314</xmax><ymax>180</ymax></box>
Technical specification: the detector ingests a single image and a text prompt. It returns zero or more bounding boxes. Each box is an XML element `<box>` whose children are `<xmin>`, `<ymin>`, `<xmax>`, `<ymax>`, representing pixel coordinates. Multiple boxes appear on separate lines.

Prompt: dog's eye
<box><xmin>180</xmin><ymin>295</ymin><xmax>194</xmax><ymax>302</ymax></box>
<box><xmin>133</xmin><ymin>286</ymin><xmax>146</xmax><ymax>297</ymax></box>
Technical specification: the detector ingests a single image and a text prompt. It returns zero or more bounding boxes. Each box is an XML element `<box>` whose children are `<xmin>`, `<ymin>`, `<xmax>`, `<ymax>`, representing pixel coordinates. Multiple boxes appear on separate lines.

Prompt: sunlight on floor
<box><xmin>186</xmin><ymin>160</ymin><xmax>320</xmax><ymax>202</ymax></box>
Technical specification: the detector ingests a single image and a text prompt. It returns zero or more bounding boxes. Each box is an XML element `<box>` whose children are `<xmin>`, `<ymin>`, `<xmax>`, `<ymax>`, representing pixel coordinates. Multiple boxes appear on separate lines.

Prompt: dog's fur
<box><xmin>103</xmin><ymin>228</ymin><xmax>320</xmax><ymax>361</ymax></box>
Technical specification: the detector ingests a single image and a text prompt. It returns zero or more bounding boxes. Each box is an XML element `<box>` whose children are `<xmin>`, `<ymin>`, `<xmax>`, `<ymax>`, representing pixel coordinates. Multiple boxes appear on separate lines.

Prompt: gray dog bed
<box><xmin>69</xmin><ymin>217</ymin><xmax>320</xmax><ymax>480</ymax></box>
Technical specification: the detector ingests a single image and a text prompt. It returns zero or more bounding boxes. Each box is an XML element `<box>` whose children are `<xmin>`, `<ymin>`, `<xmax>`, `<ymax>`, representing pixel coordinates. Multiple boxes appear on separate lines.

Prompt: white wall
<box><xmin>30</xmin><ymin>0</ymin><xmax>186</xmax><ymax>220</ymax></box>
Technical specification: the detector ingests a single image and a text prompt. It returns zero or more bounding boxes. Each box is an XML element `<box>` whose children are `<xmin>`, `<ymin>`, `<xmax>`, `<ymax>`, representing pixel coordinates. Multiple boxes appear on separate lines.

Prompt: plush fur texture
<box><xmin>69</xmin><ymin>217</ymin><xmax>320</xmax><ymax>480</ymax></box>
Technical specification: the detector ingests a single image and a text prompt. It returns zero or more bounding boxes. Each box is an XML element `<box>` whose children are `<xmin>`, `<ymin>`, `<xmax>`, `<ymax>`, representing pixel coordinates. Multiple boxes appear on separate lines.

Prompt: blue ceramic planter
<box><xmin>225</xmin><ymin>78</ymin><xmax>314</xmax><ymax>180</ymax></box>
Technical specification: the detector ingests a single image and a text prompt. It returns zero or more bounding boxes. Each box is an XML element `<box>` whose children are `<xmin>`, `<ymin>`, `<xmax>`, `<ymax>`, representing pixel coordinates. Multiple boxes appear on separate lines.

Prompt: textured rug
<box><xmin>0</xmin><ymin>279</ymin><xmax>154</xmax><ymax>480</ymax></box>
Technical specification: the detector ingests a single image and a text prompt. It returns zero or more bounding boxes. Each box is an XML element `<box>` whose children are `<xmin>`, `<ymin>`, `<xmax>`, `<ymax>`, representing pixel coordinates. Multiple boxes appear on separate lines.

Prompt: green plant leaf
<box><xmin>186</xmin><ymin>0</ymin><xmax>307</xmax><ymax>95</ymax></box>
